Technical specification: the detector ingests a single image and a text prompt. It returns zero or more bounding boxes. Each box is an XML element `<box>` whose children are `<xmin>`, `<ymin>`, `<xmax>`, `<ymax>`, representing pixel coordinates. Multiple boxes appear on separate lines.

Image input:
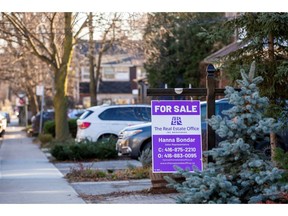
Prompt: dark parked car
<box><xmin>31</xmin><ymin>110</ymin><xmax>55</xmax><ymax>136</ymax></box>
<box><xmin>116</xmin><ymin>99</ymin><xmax>234</xmax><ymax>159</ymax></box>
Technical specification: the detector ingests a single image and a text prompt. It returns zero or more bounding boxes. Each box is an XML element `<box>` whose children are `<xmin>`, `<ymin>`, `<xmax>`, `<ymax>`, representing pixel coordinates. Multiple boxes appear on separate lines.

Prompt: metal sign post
<box><xmin>36</xmin><ymin>85</ymin><xmax>44</xmax><ymax>134</ymax></box>
<box><xmin>147</xmin><ymin>64</ymin><xmax>226</xmax><ymax>151</ymax></box>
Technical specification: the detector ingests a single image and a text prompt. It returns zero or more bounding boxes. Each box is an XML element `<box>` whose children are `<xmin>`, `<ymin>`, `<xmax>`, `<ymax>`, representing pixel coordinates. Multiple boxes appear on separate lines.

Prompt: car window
<box><xmin>131</xmin><ymin>107</ymin><xmax>151</xmax><ymax>121</ymax></box>
<box><xmin>99</xmin><ymin>107</ymin><xmax>151</xmax><ymax>121</ymax></box>
<box><xmin>99</xmin><ymin>107</ymin><xmax>137</xmax><ymax>121</ymax></box>
<box><xmin>99</xmin><ymin>107</ymin><xmax>122</xmax><ymax>120</ymax></box>
<box><xmin>138</xmin><ymin>107</ymin><xmax>151</xmax><ymax>121</ymax></box>
<box><xmin>79</xmin><ymin>110</ymin><xmax>93</xmax><ymax>120</ymax></box>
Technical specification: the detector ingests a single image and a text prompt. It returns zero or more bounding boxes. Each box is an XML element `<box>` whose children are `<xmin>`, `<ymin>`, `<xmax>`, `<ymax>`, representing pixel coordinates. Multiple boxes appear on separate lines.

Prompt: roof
<box><xmin>75</xmin><ymin>40</ymin><xmax>144</xmax><ymax>66</ymax></box>
<box><xmin>203</xmin><ymin>41</ymin><xmax>246</xmax><ymax>63</ymax></box>
<box><xmin>99</xmin><ymin>81</ymin><xmax>132</xmax><ymax>94</ymax></box>
<box><xmin>79</xmin><ymin>81</ymin><xmax>132</xmax><ymax>94</ymax></box>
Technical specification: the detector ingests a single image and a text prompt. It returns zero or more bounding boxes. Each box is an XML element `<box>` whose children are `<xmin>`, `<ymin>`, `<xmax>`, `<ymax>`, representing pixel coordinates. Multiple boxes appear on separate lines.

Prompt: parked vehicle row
<box><xmin>30</xmin><ymin>110</ymin><xmax>55</xmax><ymax>136</ymax></box>
<box><xmin>116</xmin><ymin>99</ymin><xmax>288</xmax><ymax>159</ymax></box>
<box><xmin>116</xmin><ymin>99</ymin><xmax>233</xmax><ymax>159</ymax></box>
<box><xmin>29</xmin><ymin>100</ymin><xmax>288</xmax><ymax>160</ymax></box>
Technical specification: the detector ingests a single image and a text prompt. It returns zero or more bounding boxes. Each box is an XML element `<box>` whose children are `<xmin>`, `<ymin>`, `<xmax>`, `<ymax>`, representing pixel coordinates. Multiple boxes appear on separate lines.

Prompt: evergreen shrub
<box><xmin>50</xmin><ymin>138</ymin><xmax>118</xmax><ymax>161</ymax></box>
<box><xmin>165</xmin><ymin>62</ymin><xmax>288</xmax><ymax>203</ymax></box>
<box><xmin>43</xmin><ymin>119</ymin><xmax>78</xmax><ymax>138</ymax></box>
<box><xmin>43</xmin><ymin>120</ymin><xmax>55</xmax><ymax>137</ymax></box>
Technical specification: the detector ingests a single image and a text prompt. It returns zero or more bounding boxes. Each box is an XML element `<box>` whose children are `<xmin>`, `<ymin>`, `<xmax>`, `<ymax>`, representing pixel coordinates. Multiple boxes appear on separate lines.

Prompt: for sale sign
<box><xmin>151</xmin><ymin>100</ymin><xmax>203</xmax><ymax>173</ymax></box>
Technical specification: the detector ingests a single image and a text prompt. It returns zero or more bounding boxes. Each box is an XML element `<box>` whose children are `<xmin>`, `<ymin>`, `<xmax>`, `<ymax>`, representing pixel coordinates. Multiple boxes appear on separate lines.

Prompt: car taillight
<box><xmin>79</xmin><ymin>122</ymin><xmax>91</xmax><ymax>129</ymax></box>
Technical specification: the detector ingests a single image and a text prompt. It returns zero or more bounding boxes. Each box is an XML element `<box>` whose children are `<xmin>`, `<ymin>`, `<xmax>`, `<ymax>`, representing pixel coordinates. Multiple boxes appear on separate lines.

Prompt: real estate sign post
<box><xmin>151</xmin><ymin>100</ymin><xmax>203</xmax><ymax>173</ymax></box>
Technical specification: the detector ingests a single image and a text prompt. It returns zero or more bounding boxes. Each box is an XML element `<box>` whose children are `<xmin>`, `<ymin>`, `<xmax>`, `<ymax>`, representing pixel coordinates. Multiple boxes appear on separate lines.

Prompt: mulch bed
<box><xmin>79</xmin><ymin>187</ymin><xmax>178</xmax><ymax>203</ymax></box>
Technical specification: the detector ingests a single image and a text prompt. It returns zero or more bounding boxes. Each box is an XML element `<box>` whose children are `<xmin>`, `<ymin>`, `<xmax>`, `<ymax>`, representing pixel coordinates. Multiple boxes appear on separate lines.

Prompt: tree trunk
<box><xmin>26</xmin><ymin>86</ymin><xmax>39</xmax><ymax>115</ymax></box>
<box><xmin>89</xmin><ymin>12</ymin><xmax>97</xmax><ymax>106</ymax></box>
<box><xmin>54</xmin><ymin>67</ymin><xmax>70</xmax><ymax>141</ymax></box>
<box><xmin>268</xmin><ymin>32</ymin><xmax>277</xmax><ymax>163</ymax></box>
<box><xmin>270</xmin><ymin>132</ymin><xmax>277</xmax><ymax>162</ymax></box>
<box><xmin>53</xmin><ymin>12</ymin><xmax>73</xmax><ymax>141</ymax></box>
<box><xmin>95</xmin><ymin>54</ymin><xmax>102</xmax><ymax>106</ymax></box>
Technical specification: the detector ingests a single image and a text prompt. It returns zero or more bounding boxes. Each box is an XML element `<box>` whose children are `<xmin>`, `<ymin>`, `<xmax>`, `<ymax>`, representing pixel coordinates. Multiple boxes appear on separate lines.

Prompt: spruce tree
<box><xmin>165</xmin><ymin>62</ymin><xmax>288</xmax><ymax>203</ymax></box>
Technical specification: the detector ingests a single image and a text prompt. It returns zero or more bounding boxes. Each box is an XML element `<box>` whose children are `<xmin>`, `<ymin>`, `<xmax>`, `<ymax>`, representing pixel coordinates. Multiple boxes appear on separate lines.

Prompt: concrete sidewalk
<box><xmin>0</xmin><ymin>122</ymin><xmax>85</xmax><ymax>204</ymax></box>
<box><xmin>0</xmin><ymin>120</ymin><xmax>178</xmax><ymax>204</ymax></box>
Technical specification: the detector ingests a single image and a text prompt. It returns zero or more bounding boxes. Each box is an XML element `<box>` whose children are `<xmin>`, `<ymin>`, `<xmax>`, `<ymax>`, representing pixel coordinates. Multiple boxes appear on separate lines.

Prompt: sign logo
<box><xmin>171</xmin><ymin>116</ymin><xmax>182</xmax><ymax>125</ymax></box>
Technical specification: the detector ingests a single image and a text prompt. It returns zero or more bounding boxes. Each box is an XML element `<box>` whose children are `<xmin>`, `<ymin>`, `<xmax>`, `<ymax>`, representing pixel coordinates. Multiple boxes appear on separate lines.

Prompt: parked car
<box><xmin>116</xmin><ymin>99</ymin><xmax>233</xmax><ymax>159</ymax></box>
<box><xmin>76</xmin><ymin>104</ymin><xmax>151</xmax><ymax>142</ymax></box>
<box><xmin>31</xmin><ymin>110</ymin><xmax>55</xmax><ymax>136</ymax></box>
<box><xmin>116</xmin><ymin>122</ymin><xmax>152</xmax><ymax>159</ymax></box>
<box><xmin>0</xmin><ymin>113</ymin><xmax>7</xmax><ymax>137</ymax></box>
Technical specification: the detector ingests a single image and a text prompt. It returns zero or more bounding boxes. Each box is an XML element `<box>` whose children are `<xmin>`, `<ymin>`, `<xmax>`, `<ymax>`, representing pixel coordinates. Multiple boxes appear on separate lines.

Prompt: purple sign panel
<box><xmin>151</xmin><ymin>100</ymin><xmax>203</xmax><ymax>173</ymax></box>
<box><xmin>152</xmin><ymin>100</ymin><xmax>200</xmax><ymax>115</ymax></box>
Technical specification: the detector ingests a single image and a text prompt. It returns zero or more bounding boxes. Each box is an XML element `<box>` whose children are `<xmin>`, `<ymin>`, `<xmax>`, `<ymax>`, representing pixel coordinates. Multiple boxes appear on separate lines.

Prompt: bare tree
<box><xmin>85</xmin><ymin>12</ymin><xmax>146</xmax><ymax>106</ymax></box>
<box><xmin>0</xmin><ymin>12</ymin><xmax>87</xmax><ymax>140</ymax></box>
<box><xmin>0</xmin><ymin>33</ymin><xmax>46</xmax><ymax>115</ymax></box>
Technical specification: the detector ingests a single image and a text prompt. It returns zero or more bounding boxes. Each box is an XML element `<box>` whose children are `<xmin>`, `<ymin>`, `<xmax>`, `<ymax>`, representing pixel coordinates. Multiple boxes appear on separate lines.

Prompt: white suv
<box><xmin>76</xmin><ymin>104</ymin><xmax>151</xmax><ymax>142</ymax></box>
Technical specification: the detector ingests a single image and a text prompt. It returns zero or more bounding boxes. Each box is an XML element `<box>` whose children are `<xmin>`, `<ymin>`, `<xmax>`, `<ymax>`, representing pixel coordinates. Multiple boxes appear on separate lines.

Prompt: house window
<box><xmin>81</xmin><ymin>67</ymin><xmax>90</xmax><ymax>82</ymax></box>
<box><xmin>103</xmin><ymin>67</ymin><xmax>115</xmax><ymax>80</ymax></box>
<box><xmin>102</xmin><ymin>66</ymin><xmax>129</xmax><ymax>81</ymax></box>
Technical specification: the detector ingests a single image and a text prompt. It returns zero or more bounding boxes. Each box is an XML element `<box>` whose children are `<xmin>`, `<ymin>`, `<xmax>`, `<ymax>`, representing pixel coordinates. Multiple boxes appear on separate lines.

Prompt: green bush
<box><xmin>68</xmin><ymin>119</ymin><xmax>78</xmax><ymax>138</ymax></box>
<box><xmin>38</xmin><ymin>133</ymin><xmax>53</xmax><ymax>146</ymax></box>
<box><xmin>43</xmin><ymin>120</ymin><xmax>55</xmax><ymax>137</ymax></box>
<box><xmin>43</xmin><ymin>119</ymin><xmax>78</xmax><ymax>138</ymax></box>
<box><xmin>50</xmin><ymin>144</ymin><xmax>72</xmax><ymax>161</ymax></box>
<box><xmin>138</xmin><ymin>148</ymin><xmax>152</xmax><ymax>168</ymax></box>
<box><xmin>50</xmin><ymin>139</ymin><xmax>118</xmax><ymax>161</ymax></box>
<box><xmin>94</xmin><ymin>139</ymin><xmax>118</xmax><ymax>159</ymax></box>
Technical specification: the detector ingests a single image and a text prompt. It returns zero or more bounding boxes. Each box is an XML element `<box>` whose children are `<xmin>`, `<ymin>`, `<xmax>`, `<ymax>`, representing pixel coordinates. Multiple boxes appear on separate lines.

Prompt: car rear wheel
<box><xmin>98</xmin><ymin>134</ymin><xmax>118</xmax><ymax>143</ymax></box>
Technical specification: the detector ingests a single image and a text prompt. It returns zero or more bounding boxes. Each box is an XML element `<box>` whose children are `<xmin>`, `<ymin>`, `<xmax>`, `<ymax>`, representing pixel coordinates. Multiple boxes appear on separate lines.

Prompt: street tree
<box><xmin>1</xmin><ymin>12</ymin><xmax>87</xmax><ymax>140</ymax></box>
<box><xmin>204</xmin><ymin>12</ymin><xmax>288</xmax><ymax>159</ymax></box>
<box><xmin>0</xmin><ymin>23</ymin><xmax>49</xmax><ymax>116</ymax></box>
<box><xmin>85</xmin><ymin>12</ymin><xmax>145</xmax><ymax>106</ymax></box>
<box><xmin>143</xmin><ymin>12</ymin><xmax>232</xmax><ymax>89</ymax></box>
